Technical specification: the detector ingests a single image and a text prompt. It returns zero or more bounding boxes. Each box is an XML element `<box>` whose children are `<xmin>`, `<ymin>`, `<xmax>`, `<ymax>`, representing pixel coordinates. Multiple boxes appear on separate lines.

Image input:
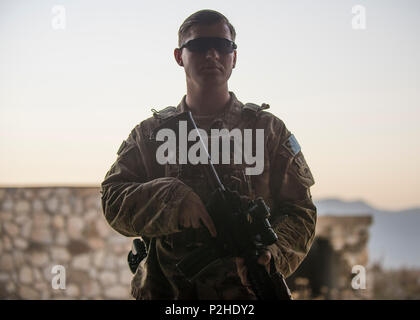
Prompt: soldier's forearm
<box><xmin>101</xmin><ymin>177</ymin><xmax>193</xmax><ymax>237</ymax></box>
<box><xmin>267</xmin><ymin>199</ymin><xmax>317</xmax><ymax>278</ymax></box>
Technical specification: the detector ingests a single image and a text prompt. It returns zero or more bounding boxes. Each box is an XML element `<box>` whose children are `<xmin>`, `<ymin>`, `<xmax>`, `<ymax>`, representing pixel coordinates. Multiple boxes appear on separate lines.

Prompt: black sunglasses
<box><xmin>180</xmin><ymin>37</ymin><xmax>237</xmax><ymax>54</ymax></box>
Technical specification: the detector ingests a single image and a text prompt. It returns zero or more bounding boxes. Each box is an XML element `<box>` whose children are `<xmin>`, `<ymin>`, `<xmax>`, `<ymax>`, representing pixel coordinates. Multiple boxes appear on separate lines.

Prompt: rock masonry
<box><xmin>0</xmin><ymin>187</ymin><xmax>132</xmax><ymax>300</ymax></box>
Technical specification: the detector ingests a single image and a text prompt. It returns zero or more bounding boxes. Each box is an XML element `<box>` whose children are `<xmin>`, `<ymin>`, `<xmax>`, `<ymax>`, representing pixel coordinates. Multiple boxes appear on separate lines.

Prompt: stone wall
<box><xmin>288</xmin><ymin>215</ymin><xmax>373</xmax><ymax>299</ymax></box>
<box><xmin>0</xmin><ymin>187</ymin><xmax>132</xmax><ymax>299</ymax></box>
<box><xmin>316</xmin><ymin>216</ymin><xmax>372</xmax><ymax>272</ymax></box>
<box><xmin>0</xmin><ymin>187</ymin><xmax>373</xmax><ymax>300</ymax></box>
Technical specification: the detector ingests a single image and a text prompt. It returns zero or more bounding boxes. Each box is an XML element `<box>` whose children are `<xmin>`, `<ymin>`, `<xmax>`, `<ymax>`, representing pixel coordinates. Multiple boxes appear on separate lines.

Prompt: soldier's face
<box><xmin>175</xmin><ymin>22</ymin><xmax>237</xmax><ymax>88</ymax></box>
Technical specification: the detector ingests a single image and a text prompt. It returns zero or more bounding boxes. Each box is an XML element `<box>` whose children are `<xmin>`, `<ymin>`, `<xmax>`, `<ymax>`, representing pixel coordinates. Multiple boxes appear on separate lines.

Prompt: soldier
<box><xmin>101</xmin><ymin>9</ymin><xmax>317</xmax><ymax>299</ymax></box>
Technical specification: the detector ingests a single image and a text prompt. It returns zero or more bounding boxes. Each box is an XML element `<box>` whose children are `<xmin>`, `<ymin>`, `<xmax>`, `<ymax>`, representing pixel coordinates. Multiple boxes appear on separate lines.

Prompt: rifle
<box><xmin>172</xmin><ymin>111</ymin><xmax>292</xmax><ymax>300</ymax></box>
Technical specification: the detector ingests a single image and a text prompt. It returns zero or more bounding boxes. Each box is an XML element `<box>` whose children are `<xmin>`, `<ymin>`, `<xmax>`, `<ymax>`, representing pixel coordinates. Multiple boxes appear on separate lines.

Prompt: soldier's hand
<box><xmin>235</xmin><ymin>250</ymin><xmax>272</xmax><ymax>287</ymax></box>
<box><xmin>179</xmin><ymin>191</ymin><xmax>217</xmax><ymax>237</ymax></box>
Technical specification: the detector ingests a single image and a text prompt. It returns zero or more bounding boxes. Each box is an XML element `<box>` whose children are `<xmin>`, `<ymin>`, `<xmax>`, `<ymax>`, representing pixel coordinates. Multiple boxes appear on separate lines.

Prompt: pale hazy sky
<box><xmin>1</xmin><ymin>0</ymin><xmax>419</xmax><ymax>210</ymax></box>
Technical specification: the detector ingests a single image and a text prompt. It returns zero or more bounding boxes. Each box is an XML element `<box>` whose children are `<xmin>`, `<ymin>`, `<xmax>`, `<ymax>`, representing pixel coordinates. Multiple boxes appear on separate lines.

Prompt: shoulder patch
<box><xmin>292</xmin><ymin>152</ymin><xmax>315</xmax><ymax>188</ymax></box>
<box><xmin>283</xmin><ymin>134</ymin><xmax>301</xmax><ymax>157</ymax></box>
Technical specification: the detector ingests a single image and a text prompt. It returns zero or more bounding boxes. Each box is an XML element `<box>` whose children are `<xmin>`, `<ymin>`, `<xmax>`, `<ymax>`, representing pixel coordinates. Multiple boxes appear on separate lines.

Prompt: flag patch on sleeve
<box><xmin>283</xmin><ymin>134</ymin><xmax>301</xmax><ymax>156</ymax></box>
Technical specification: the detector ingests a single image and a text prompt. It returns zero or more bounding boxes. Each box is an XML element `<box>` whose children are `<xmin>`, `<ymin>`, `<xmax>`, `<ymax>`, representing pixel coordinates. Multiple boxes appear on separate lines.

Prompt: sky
<box><xmin>0</xmin><ymin>0</ymin><xmax>419</xmax><ymax>210</ymax></box>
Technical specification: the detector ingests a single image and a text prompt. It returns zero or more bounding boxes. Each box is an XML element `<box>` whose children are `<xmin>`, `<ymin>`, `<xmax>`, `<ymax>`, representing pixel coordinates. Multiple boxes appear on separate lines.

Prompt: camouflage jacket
<box><xmin>100</xmin><ymin>92</ymin><xmax>317</xmax><ymax>300</ymax></box>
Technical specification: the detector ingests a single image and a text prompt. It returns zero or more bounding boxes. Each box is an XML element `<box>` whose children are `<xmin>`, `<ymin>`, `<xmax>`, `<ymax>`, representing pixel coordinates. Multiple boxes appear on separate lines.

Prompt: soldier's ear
<box><xmin>174</xmin><ymin>48</ymin><xmax>184</xmax><ymax>67</ymax></box>
<box><xmin>232</xmin><ymin>50</ymin><xmax>237</xmax><ymax>69</ymax></box>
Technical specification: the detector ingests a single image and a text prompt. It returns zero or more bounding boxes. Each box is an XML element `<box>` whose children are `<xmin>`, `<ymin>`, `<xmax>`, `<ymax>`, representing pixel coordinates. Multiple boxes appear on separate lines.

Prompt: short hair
<box><xmin>178</xmin><ymin>9</ymin><xmax>236</xmax><ymax>47</ymax></box>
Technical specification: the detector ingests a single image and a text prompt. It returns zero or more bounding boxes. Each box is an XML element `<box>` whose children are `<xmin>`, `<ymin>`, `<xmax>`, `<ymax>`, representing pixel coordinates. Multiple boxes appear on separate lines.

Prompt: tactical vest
<box><xmin>149</xmin><ymin>102</ymin><xmax>270</xmax><ymax>203</ymax></box>
<box><xmin>130</xmin><ymin>102</ymin><xmax>273</xmax><ymax>298</ymax></box>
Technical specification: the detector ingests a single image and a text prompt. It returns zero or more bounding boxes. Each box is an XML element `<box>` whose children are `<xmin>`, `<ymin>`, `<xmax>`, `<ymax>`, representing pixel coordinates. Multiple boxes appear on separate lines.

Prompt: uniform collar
<box><xmin>176</xmin><ymin>91</ymin><xmax>243</xmax><ymax>129</ymax></box>
<box><xmin>177</xmin><ymin>91</ymin><xmax>240</xmax><ymax>113</ymax></box>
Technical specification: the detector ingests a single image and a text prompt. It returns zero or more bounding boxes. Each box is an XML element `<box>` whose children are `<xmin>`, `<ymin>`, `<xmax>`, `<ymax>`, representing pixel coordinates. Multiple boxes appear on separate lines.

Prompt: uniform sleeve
<box><xmin>100</xmin><ymin>123</ymin><xmax>194</xmax><ymax>238</ymax></box>
<box><xmin>266</xmin><ymin>117</ymin><xmax>317</xmax><ymax>278</ymax></box>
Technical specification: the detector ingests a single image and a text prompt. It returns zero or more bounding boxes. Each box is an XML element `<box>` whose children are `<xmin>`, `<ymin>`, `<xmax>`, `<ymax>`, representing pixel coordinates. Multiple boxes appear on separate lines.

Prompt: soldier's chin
<box><xmin>201</xmin><ymin>67</ymin><xmax>221</xmax><ymax>73</ymax></box>
<box><xmin>199</xmin><ymin>74</ymin><xmax>225</xmax><ymax>84</ymax></box>
<box><xmin>199</xmin><ymin>67</ymin><xmax>223</xmax><ymax>76</ymax></box>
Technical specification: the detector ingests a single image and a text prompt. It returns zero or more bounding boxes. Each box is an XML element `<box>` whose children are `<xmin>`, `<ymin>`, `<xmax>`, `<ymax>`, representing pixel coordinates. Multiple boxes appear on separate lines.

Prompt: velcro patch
<box><xmin>283</xmin><ymin>134</ymin><xmax>301</xmax><ymax>157</ymax></box>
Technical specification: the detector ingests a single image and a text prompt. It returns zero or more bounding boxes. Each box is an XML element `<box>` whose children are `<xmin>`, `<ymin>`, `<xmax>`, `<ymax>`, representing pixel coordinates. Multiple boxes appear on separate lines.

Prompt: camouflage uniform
<box><xmin>101</xmin><ymin>92</ymin><xmax>317</xmax><ymax>299</ymax></box>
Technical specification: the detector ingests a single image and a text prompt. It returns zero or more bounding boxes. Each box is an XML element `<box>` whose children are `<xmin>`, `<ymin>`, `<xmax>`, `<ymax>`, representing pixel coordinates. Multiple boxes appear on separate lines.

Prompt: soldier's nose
<box><xmin>205</xmin><ymin>47</ymin><xmax>220</xmax><ymax>59</ymax></box>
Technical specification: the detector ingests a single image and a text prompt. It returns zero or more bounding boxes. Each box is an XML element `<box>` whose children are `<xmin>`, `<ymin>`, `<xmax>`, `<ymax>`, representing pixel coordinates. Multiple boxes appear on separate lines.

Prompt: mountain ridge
<box><xmin>315</xmin><ymin>197</ymin><xmax>420</xmax><ymax>216</ymax></box>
